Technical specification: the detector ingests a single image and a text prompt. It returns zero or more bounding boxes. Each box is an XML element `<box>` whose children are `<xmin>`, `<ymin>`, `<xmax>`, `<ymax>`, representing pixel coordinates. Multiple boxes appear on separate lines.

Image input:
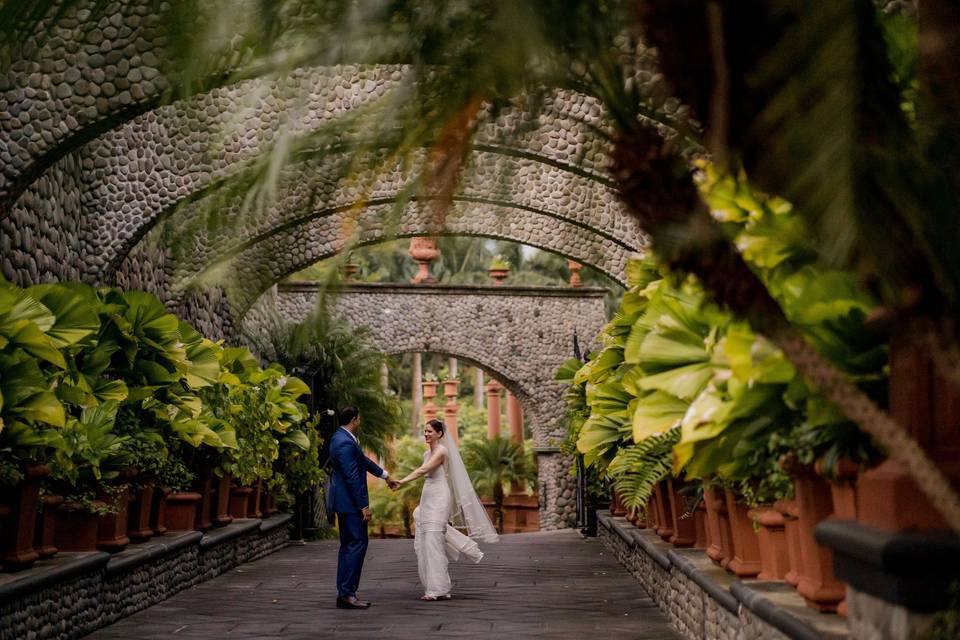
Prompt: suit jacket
<box><xmin>326</xmin><ymin>428</ymin><xmax>386</xmax><ymax>514</ymax></box>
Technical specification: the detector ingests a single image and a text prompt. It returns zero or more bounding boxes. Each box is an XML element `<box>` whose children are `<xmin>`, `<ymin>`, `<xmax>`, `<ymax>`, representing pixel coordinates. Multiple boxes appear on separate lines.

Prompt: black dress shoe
<box><xmin>336</xmin><ymin>596</ymin><xmax>371</xmax><ymax>609</ymax></box>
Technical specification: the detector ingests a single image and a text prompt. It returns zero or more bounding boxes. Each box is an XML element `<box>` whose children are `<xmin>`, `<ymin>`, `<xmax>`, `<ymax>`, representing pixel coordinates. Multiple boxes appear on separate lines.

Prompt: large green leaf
<box><xmin>0</xmin><ymin>353</ymin><xmax>65</xmax><ymax>428</ymax></box>
<box><xmin>632</xmin><ymin>391</ymin><xmax>689</xmax><ymax>443</ymax></box>
<box><xmin>27</xmin><ymin>283</ymin><xmax>100</xmax><ymax>348</ymax></box>
<box><xmin>637</xmin><ymin>361</ymin><xmax>714</xmax><ymax>401</ymax></box>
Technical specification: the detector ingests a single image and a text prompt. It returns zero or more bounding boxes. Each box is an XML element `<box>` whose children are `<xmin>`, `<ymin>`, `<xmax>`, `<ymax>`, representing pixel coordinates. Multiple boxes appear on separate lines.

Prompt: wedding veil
<box><xmin>442</xmin><ymin>435</ymin><xmax>500</xmax><ymax>543</ymax></box>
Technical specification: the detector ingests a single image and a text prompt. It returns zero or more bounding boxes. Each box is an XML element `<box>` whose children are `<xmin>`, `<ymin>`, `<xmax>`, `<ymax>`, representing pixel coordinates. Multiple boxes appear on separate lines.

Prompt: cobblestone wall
<box><xmin>0</xmin><ymin>516</ymin><xmax>290</xmax><ymax>640</ymax></box>
<box><xmin>252</xmin><ymin>282</ymin><xmax>607</xmax><ymax>529</ymax></box>
<box><xmin>1</xmin><ymin>1</ymin><xmax>644</xmax><ymax>328</ymax></box>
<box><xmin>597</xmin><ymin>513</ymin><xmax>846</xmax><ymax>640</ymax></box>
<box><xmin>845</xmin><ymin>589</ymin><xmax>935</xmax><ymax>640</ymax></box>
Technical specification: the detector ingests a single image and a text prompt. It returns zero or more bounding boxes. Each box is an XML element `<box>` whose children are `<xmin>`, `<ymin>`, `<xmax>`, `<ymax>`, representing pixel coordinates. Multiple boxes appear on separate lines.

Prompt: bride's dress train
<box><xmin>413</xmin><ymin>446</ymin><xmax>484</xmax><ymax>598</ymax></box>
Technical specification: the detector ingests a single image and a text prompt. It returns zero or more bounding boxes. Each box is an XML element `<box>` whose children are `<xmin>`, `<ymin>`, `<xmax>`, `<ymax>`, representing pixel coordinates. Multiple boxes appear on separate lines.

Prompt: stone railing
<box><xmin>597</xmin><ymin>511</ymin><xmax>851</xmax><ymax>640</ymax></box>
<box><xmin>0</xmin><ymin>514</ymin><xmax>291</xmax><ymax>640</ymax></box>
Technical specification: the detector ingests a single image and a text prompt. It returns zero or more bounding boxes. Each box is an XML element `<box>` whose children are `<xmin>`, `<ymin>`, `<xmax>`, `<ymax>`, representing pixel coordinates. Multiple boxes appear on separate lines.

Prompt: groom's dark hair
<box><xmin>339</xmin><ymin>406</ymin><xmax>359</xmax><ymax>426</ymax></box>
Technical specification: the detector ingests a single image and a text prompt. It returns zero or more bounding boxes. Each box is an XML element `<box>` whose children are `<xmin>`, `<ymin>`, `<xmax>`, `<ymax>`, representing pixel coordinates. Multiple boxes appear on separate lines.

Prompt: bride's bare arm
<box><xmin>397</xmin><ymin>448</ymin><xmax>446</xmax><ymax>485</ymax></box>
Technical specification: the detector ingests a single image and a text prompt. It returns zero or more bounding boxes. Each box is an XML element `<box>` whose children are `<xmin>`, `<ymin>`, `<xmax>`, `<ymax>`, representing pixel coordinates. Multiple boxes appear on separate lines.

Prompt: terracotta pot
<box><xmin>192</xmin><ymin>472</ymin><xmax>213</xmax><ymax>532</ymax></box>
<box><xmin>750</xmin><ymin>505</ymin><xmax>790</xmax><ymax>580</ymax></box>
<box><xmin>55</xmin><ymin>503</ymin><xmax>103</xmax><ymax>552</ymax></box>
<box><xmin>0</xmin><ymin>463</ymin><xmax>48</xmax><ymax>570</ymax></box>
<box><xmin>212</xmin><ymin>472</ymin><xmax>233</xmax><ymax>526</ymax></box>
<box><xmin>774</xmin><ymin>498</ymin><xmax>803</xmax><ymax>587</ymax></box>
<box><xmin>667</xmin><ymin>480</ymin><xmax>697</xmax><ymax>547</ymax></box>
<box><xmin>150</xmin><ymin>486</ymin><xmax>171</xmax><ymax>536</ymax></box>
<box><xmin>645</xmin><ymin>496</ymin><xmax>657</xmax><ymax>529</ymax></box>
<box><xmin>724</xmin><ymin>490</ymin><xmax>762</xmax><ymax>577</ymax></box>
<box><xmin>442</xmin><ymin>380</ymin><xmax>460</xmax><ymax>397</ymax></box>
<box><xmin>229</xmin><ymin>485</ymin><xmax>253</xmax><ymax>519</ymax></box>
<box><xmin>165</xmin><ymin>492</ymin><xmax>201</xmax><ymax>532</ymax></box>
<box><xmin>96</xmin><ymin>486</ymin><xmax>131</xmax><ymax>552</ymax></box>
<box><xmin>693</xmin><ymin>499</ymin><xmax>708</xmax><ymax>549</ymax></box>
<box><xmin>249</xmin><ymin>481</ymin><xmax>263</xmax><ymax>519</ymax></box>
<box><xmin>818</xmin><ymin>458</ymin><xmax>858</xmax><ymax>616</ymax></box>
<box><xmin>704</xmin><ymin>485</ymin><xmax>733</xmax><ymax>567</ymax></box>
<box><xmin>127</xmin><ymin>483</ymin><xmax>155</xmax><ymax>542</ymax></box>
<box><xmin>818</xmin><ymin>458</ymin><xmax>859</xmax><ymax>520</ymax></box>
<box><xmin>33</xmin><ymin>494</ymin><xmax>63</xmax><ymax>559</ymax></box>
<box><xmin>262</xmin><ymin>491</ymin><xmax>278</xmax><ymax>517</ymax></box>
<box><xmin>488</xmin><ymin>267</ymin><xmax>510</xmax><ymax>284</ymax></box>
<box><xmin>792</xmin><ymin>470</ymin><xmax>846</xmax><ymax>612</ymax></box>
<box><xmin>610</xmin><ymin>490</ymin><xmax>627</xmax><ymax>517</ymax></box>
<box><xmin>653</xmin><ymin>482</ymin><xmax>674</xmax><ymax>541</ymax></box>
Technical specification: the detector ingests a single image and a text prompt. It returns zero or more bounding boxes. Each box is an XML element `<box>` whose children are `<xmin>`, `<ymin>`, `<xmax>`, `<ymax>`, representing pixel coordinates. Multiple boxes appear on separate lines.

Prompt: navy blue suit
<box><xmin>326</xmin><ymin>428</ymin><xmax>386</xmax><ymax>598</ymax></box>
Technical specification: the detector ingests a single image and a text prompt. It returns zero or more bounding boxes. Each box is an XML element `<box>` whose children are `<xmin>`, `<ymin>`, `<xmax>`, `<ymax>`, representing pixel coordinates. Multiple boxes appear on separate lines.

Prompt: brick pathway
<box><xmin>88</xmin><ymin>530</ymin><xmax>681</xmax><ymax>639</ymax></box>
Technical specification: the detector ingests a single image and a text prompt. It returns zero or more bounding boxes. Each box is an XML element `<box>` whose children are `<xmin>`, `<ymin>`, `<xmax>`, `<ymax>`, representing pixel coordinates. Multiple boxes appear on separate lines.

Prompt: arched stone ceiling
<box><xmin>186</xmin><ymin>200</ymin><xmax>631</xmax><ymax>315</ymax></box>
<box><xmin>158</xmin><ymin>147</ymin><xmax>644</xmax><ymax>293</ymax></box>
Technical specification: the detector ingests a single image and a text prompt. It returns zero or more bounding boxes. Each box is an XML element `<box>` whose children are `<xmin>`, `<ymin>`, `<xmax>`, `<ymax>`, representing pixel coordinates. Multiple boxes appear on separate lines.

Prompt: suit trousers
<box><xmin>336</xmin><ymin>511</ymin><xmax>369</xmax><ymax>598</ymax></box>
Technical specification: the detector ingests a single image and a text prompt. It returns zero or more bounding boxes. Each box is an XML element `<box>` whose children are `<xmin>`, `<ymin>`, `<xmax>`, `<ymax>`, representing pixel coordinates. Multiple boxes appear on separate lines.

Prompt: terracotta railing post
<box><xmin>442</xmin><ymin>378</ymin><xmax>460</xmax><ymax>442</ymax></box>
<box><xmin>485</xmin><ymin>379</ymin><xmax>503</xmax><ymax>440</ymax></box>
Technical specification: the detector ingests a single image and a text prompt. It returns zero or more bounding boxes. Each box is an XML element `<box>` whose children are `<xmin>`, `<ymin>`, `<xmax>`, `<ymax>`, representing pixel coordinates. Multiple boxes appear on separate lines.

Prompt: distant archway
<box><xmin>244</xmin><ymin>280</ymin><xmax>607</xmax><ymax>530</ymax></box>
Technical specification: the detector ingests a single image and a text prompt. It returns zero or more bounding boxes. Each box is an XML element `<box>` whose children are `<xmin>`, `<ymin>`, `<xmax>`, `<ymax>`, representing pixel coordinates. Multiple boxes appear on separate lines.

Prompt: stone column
<box><xmin>411</xmin><ymin>353</ymin><xmax>422</xmax><ymax>436</ymax></box>
<box><xmin>442</xmin><ymin>378</ymin><xmax>460</xmax><ymax>442</ymax></box>
<box><xmin>485</xmin><ymin>379</ymin><xmax>503</xmax><ymax>440</ymax></box>
<box><xmin>474</xmin><ymin>368</ymin><xmax>484</xmax><ymax>410</ymax></box>
<box><xmin>422</xmin><ymin>379</ymin><xmax>439</xmax><ymax>423</ymax></box>
<box><xmin>507</xmin><ymin>392</ymin><xmax>524</xmax><ymax>446</ymax></box>
<box><xmin>448</xmin><ymin>357</ymin><xmax>458</xmax><ymax>379</ymax></box>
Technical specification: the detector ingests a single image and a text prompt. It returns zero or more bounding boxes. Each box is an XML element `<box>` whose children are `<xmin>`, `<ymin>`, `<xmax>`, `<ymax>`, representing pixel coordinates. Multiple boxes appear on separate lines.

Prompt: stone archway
<box><xmin>245</xmin><ymin>280</ymin><xmax>608</xmax><ymax>530</ymax></box>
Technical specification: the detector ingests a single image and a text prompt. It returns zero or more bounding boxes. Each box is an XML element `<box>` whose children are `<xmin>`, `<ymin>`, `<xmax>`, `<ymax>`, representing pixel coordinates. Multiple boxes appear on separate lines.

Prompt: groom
<box><xmin>327</xmin><ymin>406</ymin><xmax>398</xmax><ymax>609</ymax></box>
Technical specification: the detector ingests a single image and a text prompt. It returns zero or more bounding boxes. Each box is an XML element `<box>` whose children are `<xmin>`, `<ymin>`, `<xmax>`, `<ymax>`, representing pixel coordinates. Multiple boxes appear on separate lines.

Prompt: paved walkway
<box><xmin>89</xmin><ymin>530</ymin><xmax>680</xmax><ymax>639</ymax></box>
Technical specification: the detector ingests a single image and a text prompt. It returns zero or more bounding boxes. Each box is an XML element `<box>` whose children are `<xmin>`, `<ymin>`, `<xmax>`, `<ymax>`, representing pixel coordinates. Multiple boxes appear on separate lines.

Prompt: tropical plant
<box><xmin>250</xmin><ymin>304</ymin><xmax>402</xmax><ymax>458</ymax></box>
<box><xmin>488</xmin><ymin>255</ymin><xmax>511</xmax><ymax>271</ymax></box>
<box><xmin>275</xmin><ymin>414</ymin><xmax>325</xmax><ymax>504</ymax></box>
<box><xmin>462</xmin><ymin>436</ymin><xmax>536</xmax><ymax>533</ymax></box>
<box><xmin>4</xmin><ymin>0</ymin><xmax>958</xmax><ymax>524</ymax></box>
<box><xmin>606</xmin><ymin>428</ymin><xmax>680</xmax><ymax>517</ymax></box>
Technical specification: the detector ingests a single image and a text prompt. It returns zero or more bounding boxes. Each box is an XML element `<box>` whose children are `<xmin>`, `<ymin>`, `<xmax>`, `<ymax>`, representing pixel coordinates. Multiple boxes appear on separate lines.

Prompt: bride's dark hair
<box><xmin>426</xmin><ymin>419</ymin><xmax>446</xmax><ymax>438</ymax></box>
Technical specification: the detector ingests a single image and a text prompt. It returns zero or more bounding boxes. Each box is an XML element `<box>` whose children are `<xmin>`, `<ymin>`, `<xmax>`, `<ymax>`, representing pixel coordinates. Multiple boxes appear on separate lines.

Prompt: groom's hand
<box><xmin>387</xmin><ymin>479</ymin><xmax>400</xmax><ymax>490</ymax></box>
<box><xmin>361</xmin><ymin>506</ymin><xmax>371</xmax><ymax>522</ymax></box>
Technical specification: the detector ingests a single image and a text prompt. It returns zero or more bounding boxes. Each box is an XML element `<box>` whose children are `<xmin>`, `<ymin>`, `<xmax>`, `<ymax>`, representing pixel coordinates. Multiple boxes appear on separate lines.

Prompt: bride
<box><xmin>395</xmin><ymin>419</ymin><xmax>499</xmax><ymax>601</ymax></box>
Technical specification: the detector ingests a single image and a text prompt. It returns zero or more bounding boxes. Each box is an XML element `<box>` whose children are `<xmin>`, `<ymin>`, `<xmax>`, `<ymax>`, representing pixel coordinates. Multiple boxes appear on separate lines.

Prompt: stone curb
<box><xmin>105</xmin><ymin>531</ymin><xmax>204</xmax><ymax>576</ymax></box>
<box><xmin>667</xmin><ymin>549</ymin><xmax>739</xmax><ymax>614</ymax></box>
<box><xmin>0</xmin><ymin>552</ymin><xmax>110</xmax><ymax>602</ymax></box>
<box><xmin>259</xmin><ymin>513</ymin><xmax>293</xmax><ymax>534</ymax></box>
<box><xmin>598</xmin><ymin>510</ymin><xmax>849</xmax><ymax>640</ymax></box>
<box><xmin>730</xmin><ymin>582</ymin><xmax>833</xmax><ymax>640</ymax></box>
<box><xmin>199</xmin><ymin>518</ymin><xmax>262</xmax><ymax>550</ymax></box>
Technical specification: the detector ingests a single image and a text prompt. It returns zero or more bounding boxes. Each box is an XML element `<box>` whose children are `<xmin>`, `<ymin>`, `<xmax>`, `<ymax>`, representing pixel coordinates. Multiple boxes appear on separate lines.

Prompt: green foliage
<box><xmin>0</xmin><ymin>279</ymin><xmax>312</xmax><ymax>507</ymax></box>
<box><xmin>560</xmin><ymin>169</ymin><xmax>888</xmax><ymax>506</ymax></box>
<box><xmin>462</xmin><ymin>436</ymin><xmax>537</xmax><ymax>532</ymax></box>
<box><xmin>607</xmin><ymin>428</ymin><xmax>680</xmax><ymax>516</ymax></box>
<box><xmin>252</xmin><ymin>304</ymin><xmax>402</xmax><ymax>458</ymax></box>
<box><xmin>277</xmin><ymin>414</ymin><xmax>325</xmax><ymax>499</ymax></box>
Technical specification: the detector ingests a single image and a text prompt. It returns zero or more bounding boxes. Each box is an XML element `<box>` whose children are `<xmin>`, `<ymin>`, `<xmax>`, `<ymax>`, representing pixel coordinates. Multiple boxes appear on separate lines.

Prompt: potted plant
<box><xmin>34</xmin><ymin>489</ymin><xmax>63</xmax><ymax>559</ymax></box>
<box><xmin>0</xmin><ymin>462</ymin><xmax>48</xmax><ymax>570</ymax></box>
<box><xmin>462</xmin><ymin>437</ymin><xmax>536</xmax><ymax>533</ymax></box>
<box><xmin>666</xmin><ymin>479</ymin><xmax>697</xmax><ymax>547</ymax></box>
<box><xmin>488</xmin><ymin>255</ymin><xmax>511</xmax><ymax>285</ymax></box>
<box><xmin>55</xmin><ymin>495</ymin><xmax>111</xmax><ymax>552</ymax></box>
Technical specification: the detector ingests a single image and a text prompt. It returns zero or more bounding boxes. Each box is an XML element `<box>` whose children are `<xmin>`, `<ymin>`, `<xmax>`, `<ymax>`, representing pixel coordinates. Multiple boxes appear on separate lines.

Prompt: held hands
<box><xmin>387</xmin><ymin>479</ymin><xmax>401</xmax><ymax>491</ymax></box>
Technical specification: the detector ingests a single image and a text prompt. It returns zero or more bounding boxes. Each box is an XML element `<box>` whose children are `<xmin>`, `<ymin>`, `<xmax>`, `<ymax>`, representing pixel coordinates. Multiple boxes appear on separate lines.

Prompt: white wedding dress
<box><xmin>412</xmin><ymin>444</ymin><xmax>491</xmax><ymax>598</ymax></box>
